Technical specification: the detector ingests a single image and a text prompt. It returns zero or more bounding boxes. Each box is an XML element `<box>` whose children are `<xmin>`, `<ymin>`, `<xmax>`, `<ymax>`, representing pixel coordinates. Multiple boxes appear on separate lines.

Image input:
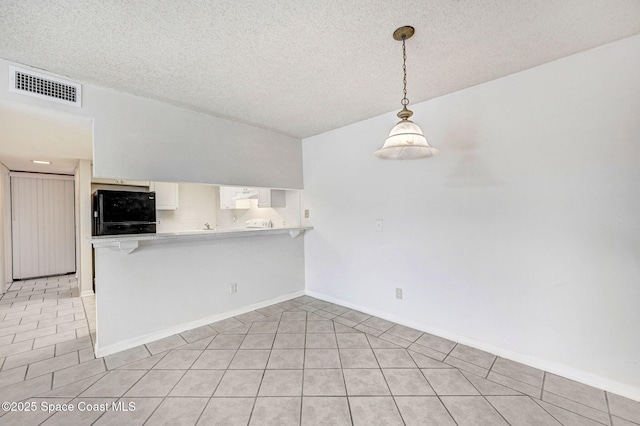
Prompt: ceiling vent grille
<box><xmin>8</xmin><ymin>66</ymin><xmax>81</xmax><ymax>107</ymax></box>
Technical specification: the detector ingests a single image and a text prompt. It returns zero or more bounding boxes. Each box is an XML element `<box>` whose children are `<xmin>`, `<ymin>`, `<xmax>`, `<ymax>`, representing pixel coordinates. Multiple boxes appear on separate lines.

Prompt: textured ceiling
<box><xmin>1</xmin><ymin>1</ymin><xmax>640</xmax><ymax>139</ymax></box>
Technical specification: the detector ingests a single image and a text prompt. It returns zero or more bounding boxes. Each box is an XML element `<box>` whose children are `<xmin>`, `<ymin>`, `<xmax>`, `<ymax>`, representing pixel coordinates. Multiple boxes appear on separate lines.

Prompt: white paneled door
<box><xmin>11</xmin><ymin>173</ymin><xmax>76</xmax><ymax>280</ymax></box>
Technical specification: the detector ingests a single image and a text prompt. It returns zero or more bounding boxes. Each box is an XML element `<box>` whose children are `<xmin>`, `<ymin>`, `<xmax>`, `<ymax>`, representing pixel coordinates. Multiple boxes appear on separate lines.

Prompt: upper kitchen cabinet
<box><xmin>219</xmin><ymin>186</ymin><xmax>252</xmax><ymax>209</ymax></box>
<box><xmin>92</xmin><ymin>178</ymin><xmax>150</xmax><ymax>186</ymax></box>
<box><xmin>219</xmin><ymin>186</ymin><xmax>286</xmax><ymax>209</ymax></box>
<box><xmin>150</xmin><ymin>182</ymin><xmax>179</xmax><ymax>210</ymax></box>
<box><xmin>258</xmin><ymin>188</ymin><xmax>286</xmax><ymax>208</ymax></box>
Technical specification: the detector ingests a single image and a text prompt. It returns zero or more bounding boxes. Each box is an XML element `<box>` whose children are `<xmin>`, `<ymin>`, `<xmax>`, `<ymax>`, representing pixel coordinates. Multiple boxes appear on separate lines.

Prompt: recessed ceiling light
<box><xmin>32</xmin><ymin>160</ymin><xmax>51</xmax><ymax>165</ymax></box>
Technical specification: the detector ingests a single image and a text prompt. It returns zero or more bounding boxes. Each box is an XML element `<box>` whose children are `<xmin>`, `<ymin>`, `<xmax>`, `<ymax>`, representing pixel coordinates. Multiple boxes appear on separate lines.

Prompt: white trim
<box><xmin>94</xmin><ymin>289</ymin><xmax>305</xmax><ymax>358</ymax></box>
<box><xmin>80</xmin><ymin>290</ymin><xmax>95</xmax><ymax>298</ymax></box>
<box><xmin>9</xmin><ymin>171</ymin><xmax>74</xmax><ymax>180</ymax></box>
<box><xmin>305</xmin><ymin>289</ymin><xmax>640</xmax><ymax>402</ymax></box>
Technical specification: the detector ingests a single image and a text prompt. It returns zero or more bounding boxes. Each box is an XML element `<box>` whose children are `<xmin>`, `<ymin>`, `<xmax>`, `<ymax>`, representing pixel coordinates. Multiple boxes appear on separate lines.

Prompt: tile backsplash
<box><xmin>156</xmin><ymin>183</ymin><xmax>301</xmax><ymax>233</ymax></box>
<box><xmin>216</xmin><ymin>189</ymin><xmax>301</xmax><ymax>230</ymax></box>
<box><xmin>156</xmin><ymin>183</ymin><xmax>217</xmax><ymax>233</ymax></box>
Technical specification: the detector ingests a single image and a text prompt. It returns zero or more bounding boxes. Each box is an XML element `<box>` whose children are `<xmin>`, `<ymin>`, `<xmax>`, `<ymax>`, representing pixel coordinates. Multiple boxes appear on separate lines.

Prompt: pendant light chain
<box><xmin>401</xmin><ymin>36</ymin><xmax>409</xmax><ymax>107</ymax></box>
<box><xmin>374</xmin><ymin>25</ymin><xmax>439</xmax><ymax>160</ymax></box>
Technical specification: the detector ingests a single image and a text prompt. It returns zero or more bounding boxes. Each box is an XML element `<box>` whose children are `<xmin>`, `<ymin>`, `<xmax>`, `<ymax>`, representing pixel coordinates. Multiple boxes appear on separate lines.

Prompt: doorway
<box><xmin>11</xmin><ymin>172</ymin><xmax>76</xmax><ymax>279</ymax></box>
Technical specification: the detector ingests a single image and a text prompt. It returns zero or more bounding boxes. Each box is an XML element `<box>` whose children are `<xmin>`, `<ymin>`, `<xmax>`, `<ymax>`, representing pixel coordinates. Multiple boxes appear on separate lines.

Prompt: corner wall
<box><xmin>0</xmin><ymin>164</ymin><xmax>10</xmax><ymax>291</ymax></box>
<box><xmin>76</xmin><ymin>160</ymin><xmax>93</xmax><ymax>296</ymax></box>
<box><xmin>302</xmin><ymin>35</ymin><xmax>640</xmax><ymax>399</ymax></box>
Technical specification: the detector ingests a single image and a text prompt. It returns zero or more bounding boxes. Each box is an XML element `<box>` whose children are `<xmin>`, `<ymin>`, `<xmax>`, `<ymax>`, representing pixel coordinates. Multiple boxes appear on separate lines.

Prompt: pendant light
<box><xmin>375</xmin><ymin>26</ymin><xmax>439</xmax><ymax>160</ymax></box>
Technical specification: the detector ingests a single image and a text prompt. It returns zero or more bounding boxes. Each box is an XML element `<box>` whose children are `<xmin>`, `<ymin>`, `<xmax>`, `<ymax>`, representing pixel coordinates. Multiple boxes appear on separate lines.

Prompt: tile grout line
<box><xmin>486</xmin><ymin>355</ymin><xmax>498</xmax><ymax>379</ymax></box>
<box><xmin>538</xmin><ymin>388</ymin><xmax>613</xmax><ymax>424</ymax></box>
<box><xmin>140</xmin><ymin>395</ymin><xmax>164</xmax><ymax>426</ymax></box>
<box><xmin>370</xmin><ymin>326</ymin><xmax>408</xmax><ymax>424</ymax></box>
<box><xmin>604</xmin><ymin>390</ymin><xmax>614</xmax><ymax>426</ymax></box>
<box><xmin>483</xmin><ymin>395</ymin><xmax>515</xmax><ymax>426</ymax></box>
<box><xmin>333</xmin><ymin>316</ymin><xmax>356</xmax><ymax>426</ymax></box>
<box><xmin>435</xmin><ymin>393</ymin><xmax>461</xmax><ymax>426</ymax></box>
<box><xmin>79</xmin><ymin>294</ymin><xmax>95</xmax><ymax>350</ymax></box>
<box><xmin>298</xmin><ymin>329</ymin><xmax>304</xmax><ymax>426</ymax></box>
<box><xmin>245</xmin><ymin>312</ymin><xmax>277</xmax><ymax>426</ymax></box>
<box><xmin>528</xmin><ymin>395</ymin><xmax>607</xmax><ymax>426</ymax></box>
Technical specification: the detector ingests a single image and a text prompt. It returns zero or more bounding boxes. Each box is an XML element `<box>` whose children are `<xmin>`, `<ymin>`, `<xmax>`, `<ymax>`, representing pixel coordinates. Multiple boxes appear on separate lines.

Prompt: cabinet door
<box><xmin>122</xmin><ymin>179</ymin><xmax>151</xmax><ymax>187</ymax></box>
<box><xmin>219</xmin><ymin>186</ymin><xmax>236</xmax><ymax>209</ymax></box>
<box><xmin>257</xmin><ymin>189</ymin><xmax>286</xmax><ymax>208</ymax></box>
<box><xmin>92</xmin><ymin>178</ymin><xmax>149</xmax><ymax>186</ymax></box>
<box><xmin>257</xmin><ymin>188</ymin><xmax>271</xmax><ymax>207</ymax></box>
<box><xmin>151</xmin><ymin>182</ymin><xmax>179</xmax><ymax>210</ymax></box>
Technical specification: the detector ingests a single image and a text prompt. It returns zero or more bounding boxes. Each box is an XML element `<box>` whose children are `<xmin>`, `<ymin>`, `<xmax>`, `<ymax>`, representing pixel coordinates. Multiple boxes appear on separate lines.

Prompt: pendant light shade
<box><xmin>375</xmin><ymin>117</ymin><xmax>438</xmax><ymax>160</ymax></box>
<box><xmin>375</xmin><ymin>26</ymin><xmax>439</xmax><ymax>160</ymax></box>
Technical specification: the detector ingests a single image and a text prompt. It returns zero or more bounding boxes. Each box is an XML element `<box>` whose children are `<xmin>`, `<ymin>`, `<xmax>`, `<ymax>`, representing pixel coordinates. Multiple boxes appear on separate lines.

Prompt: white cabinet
<box><xmin>150</xmin><ymin>182</ymin><xmax>179</xmax><ymax>210</ymax></box>
<box><xmin>219</xmin><ymin>186</ymin><xmax>253</xmax><ymax>210</ymax></box>
<box><xmin>219</xmin><ymin>186</ymin><xmax>236</xmax><ymax>209</ymax></box>
<box><xmin>220</xmin><ymin>187</ymin><xmax>286</xmax><ymax>209</ymax></box>
<box><xmin>258</xmin><ymin>189</ymin><xmax>286</xmax><ymax>208</ymax></box>
<box><xmin>92</xmin><ymin>178</ymin><xmax>150</xmax><ymax>186</ymax></box>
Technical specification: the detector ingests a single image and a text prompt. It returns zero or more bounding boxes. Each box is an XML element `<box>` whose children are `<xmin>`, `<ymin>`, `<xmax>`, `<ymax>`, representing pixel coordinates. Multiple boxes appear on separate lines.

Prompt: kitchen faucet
<box><xmin>204</xmin><ymin>223</ymin><xmax>210</xmax><ymax>230</ymax></box>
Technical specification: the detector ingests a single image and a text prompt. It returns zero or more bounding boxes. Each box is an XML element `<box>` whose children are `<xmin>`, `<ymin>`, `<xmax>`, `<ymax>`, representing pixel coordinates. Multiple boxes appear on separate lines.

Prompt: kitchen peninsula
<box><xmin>87</xmin><ymin>182</ymin><xmax>310</xmax><ymax>357</ymax></box>
<box><xmin>90</xmin><ymin>226</ymin><xmax>310</xmax><ymax>357</ymax></box>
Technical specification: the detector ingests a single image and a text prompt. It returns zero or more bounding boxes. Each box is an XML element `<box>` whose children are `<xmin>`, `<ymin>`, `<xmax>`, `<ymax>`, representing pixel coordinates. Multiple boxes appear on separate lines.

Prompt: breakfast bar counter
<box><xmin>89</xmin><ymin>227</ymin><xmax>310</xmax><ymax>357</ymax></box>
<box><xmin>89</xmin><ymin>227</ymin><xmax>312</xmax><ymax>254</ymax></box>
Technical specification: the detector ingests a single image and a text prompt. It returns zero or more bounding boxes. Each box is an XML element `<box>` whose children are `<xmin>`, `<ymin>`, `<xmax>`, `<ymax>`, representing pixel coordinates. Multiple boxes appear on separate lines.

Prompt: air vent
<box><xmin>9</xmin><ymin>66</ymin><xmax>81</xmax><ymax>107</ymax></box>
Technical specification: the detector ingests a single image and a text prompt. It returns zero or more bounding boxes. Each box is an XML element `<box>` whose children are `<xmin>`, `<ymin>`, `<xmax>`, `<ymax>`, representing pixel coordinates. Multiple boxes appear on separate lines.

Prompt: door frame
<box><xmin>9</xmin><ymin>171</ymin><xmax>76</xmax><ymax>280</ymax></box>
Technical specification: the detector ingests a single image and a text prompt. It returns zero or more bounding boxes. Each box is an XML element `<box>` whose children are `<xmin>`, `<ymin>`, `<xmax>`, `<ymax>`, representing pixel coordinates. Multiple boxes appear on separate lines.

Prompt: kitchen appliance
<box><xmin>92</xmin><ymin>190</ymin><xmax>156</xmax><ymax>236</ymax></box>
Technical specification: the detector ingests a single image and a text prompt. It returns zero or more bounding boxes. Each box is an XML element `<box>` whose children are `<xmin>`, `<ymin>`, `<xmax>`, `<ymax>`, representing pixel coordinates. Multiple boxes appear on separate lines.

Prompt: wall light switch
<box><xmin>376</xmin><ymin>219</ymin><xmax>383</xmax><ymax>232</ymax></box>
<box><xmin>230</xmin><ymin>283</ymin><xmax>237</xmax><ymax>294</ymax></box>
<box><xmin>396</xmin><ymin>288</ymin><xmax>403</xmax><ymax>299</ymax></box>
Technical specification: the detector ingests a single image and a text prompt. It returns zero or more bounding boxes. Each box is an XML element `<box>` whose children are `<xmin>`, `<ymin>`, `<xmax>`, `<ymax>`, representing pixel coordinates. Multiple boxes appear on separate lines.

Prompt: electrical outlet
<box><xmin>376</xmin><ymin>219</ymin><xmax>384</xmax><ymax>232</ymax></box>
<box><xmin>395</xmin><ymin>288</ymin><xmax>403</xmax><ymax>299</ymax></box>
<box><xmin>304</xmin><ymin>209</ymin><xmax>310</xmax><ymax>218</ymax></box>
<box><xmin>229</xmin><ymin>283</ymin><xmax>237</xmax><ymax>294</ymax></box>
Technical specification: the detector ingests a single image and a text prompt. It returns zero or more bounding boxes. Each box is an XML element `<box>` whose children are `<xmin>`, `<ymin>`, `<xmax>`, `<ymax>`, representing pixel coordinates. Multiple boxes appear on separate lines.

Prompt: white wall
<box><xmin>76</xmin><ymin>160</ymin><xmax>93</xmax><ymax>296</ymax></box>
<box><xmin>0</xmin><ymin>164</ymin><xmax>10</xmax><ymax>291</ymax></box>
<box><xmin>0</xmin><ymin>57</ymin><xmax>303</xmax><ymax>189</ymax></box>
<box><xmin>302</xmin><ymin>34</ymin><xmax>640</xmax><ymax>399</ymax></box>
<box><xmin>94</xmin><ymin>233</ymin><xmax>305</xmax><ymax>356</ymax></box>
<box><xmin>87</xmin><ymin>85</ymin><xmax>303</xmax><ymax>188</ymax></box>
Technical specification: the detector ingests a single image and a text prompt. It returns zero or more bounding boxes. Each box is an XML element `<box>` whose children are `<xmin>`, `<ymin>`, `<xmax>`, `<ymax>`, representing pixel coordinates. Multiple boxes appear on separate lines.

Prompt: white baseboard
<box><xmin>95</xmin><ymin>289</ymin><xmax>305</xmax><ymax>358</ymax></box>
<box><xmin>306</xmin><ymin>289</ymin><xmax>640</xmax><ymax>402</ymax></box>
<box><xmin>80</xmin><ymin>290</ymin><xmax>95</xmax><ymax>298</ymax></box>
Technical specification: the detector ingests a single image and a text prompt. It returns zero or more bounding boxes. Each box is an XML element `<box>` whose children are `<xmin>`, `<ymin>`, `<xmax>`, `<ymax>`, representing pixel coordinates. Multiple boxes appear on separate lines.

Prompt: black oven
<box><xmin>92</xmin><ymin>190</ymin><xmax>156</xmax><ymax>236</ymax></box>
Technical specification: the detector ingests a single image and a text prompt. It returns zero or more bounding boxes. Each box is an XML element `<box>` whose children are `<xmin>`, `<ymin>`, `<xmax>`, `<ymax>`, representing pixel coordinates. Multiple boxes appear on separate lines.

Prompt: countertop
<box><xmin>88</xmin><ymin>226</ymin><xmax>312</xmax><ymax>253</ymax></box>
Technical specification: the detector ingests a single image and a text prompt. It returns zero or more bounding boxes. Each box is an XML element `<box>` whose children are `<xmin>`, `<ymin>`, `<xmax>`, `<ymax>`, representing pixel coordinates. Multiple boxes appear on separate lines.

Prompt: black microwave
<box><xmin>92</xmin><ymin>190</ymin><xmax>156</xmax><ymax>236</ymax></box>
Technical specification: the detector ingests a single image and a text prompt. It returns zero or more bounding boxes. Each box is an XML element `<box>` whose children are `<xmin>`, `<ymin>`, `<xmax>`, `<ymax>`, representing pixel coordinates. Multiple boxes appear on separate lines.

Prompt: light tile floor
<box><xmin>0</xmin><ymin>275</ymin><xmax>638</xmax><ymax>425</ymax></box>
